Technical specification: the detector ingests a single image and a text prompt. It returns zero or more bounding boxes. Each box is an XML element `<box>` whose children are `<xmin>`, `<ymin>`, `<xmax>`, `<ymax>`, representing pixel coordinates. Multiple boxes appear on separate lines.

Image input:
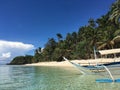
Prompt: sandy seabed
<box><xmin>25</xmin><ymin>57</ymin><xmax>120</xmax><ymax>67</ymax></box>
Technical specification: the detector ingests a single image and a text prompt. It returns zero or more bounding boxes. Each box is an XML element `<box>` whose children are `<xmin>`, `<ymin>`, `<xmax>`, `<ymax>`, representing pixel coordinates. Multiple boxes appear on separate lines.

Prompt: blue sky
<box><xmin>0</xmin><ymin>0</ymin><xmax>115</xmax><ymax>64</ymax></box>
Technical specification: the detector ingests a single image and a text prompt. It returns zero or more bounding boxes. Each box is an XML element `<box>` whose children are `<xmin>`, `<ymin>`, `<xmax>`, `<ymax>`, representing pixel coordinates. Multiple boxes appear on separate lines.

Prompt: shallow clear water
<box><xmin>0</xmin><ymin>65</ymin><xmax>120</xmax><ymax>90</ymax></box>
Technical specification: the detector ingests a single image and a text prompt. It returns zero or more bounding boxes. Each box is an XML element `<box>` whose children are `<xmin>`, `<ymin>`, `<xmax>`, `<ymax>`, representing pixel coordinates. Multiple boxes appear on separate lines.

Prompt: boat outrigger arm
<box><xmin>96</xmin><ymin>64</ymin><xmax>120</xmax><ymax>83</ymax></box>
<box><xmin>63</xmin><ymin>57</ymin><xmax>94</xmax><ymax>74</ymax></box>
<box><xmin>96</xmin><ymin>48</ymin><xmax>120</xmax><ymax>83</ymax></box>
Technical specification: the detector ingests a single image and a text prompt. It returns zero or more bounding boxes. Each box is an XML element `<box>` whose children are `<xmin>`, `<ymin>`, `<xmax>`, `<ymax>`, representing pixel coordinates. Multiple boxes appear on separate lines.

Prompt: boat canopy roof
<box><xmin>99</xmin><ymin>48</ymin><xmax>120</xmax><ymax>55</ymax></box>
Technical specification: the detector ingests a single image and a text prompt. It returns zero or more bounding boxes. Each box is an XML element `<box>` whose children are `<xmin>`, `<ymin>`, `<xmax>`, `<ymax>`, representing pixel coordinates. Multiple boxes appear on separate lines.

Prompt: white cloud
<box><xmin>0</xmin><ymin>40</ymin><xmax>35</xmax><ymax>64</ymax></box>
<box><xmin>0</xmin><ymin>52</ymin><xmax>11</xmax><ymax>59</ymax></box>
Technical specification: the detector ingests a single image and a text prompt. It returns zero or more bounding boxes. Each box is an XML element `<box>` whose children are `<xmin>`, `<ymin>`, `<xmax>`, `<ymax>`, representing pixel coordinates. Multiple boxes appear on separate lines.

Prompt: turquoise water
<box><xmin>0</xmin><ymin>65</ymin><xmax>120</xmax><ymax>90</ymax></box>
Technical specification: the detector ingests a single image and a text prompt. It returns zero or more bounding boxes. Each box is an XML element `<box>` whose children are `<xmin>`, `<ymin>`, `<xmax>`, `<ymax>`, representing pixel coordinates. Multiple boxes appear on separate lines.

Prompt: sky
<box><xmin>0</xmin><ymin>0</ymin><xmax>115</xmax><ymax>64</ymax></box>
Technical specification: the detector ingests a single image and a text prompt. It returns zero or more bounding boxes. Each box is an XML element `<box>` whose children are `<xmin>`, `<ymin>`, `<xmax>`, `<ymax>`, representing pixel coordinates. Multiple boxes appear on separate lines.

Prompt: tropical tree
<box><xmin>65</xmin><ymin>33</ymin><xmax>73</xmax><ymax>49</ymax></box>
<box><xmin>75</xmin><ymin>41</ymin><xmax>88</xmax><ymax>59</ymax></box>
<box><xmin>43</xmin><ymin>38</ymin><xmax>57</xmax><ymax>61</ymax></box>
<box><xmin>56</xmin><ymin>33</ymin><xmax>63</xmax><ymax>42</ymax></box>
<box><xmin>98</xmin><ymin>27</ymin><xmax>120</xmax><ymax>49</ymax></box>
<box><xmin>33</xmin><ymin>48</ymin><xmax>43</xmax><ymax>62</ymax></box>
<box><xmin>109</xmin><ymin>0</ymin><xmax>120</xmax><ymax>25</ymax></box>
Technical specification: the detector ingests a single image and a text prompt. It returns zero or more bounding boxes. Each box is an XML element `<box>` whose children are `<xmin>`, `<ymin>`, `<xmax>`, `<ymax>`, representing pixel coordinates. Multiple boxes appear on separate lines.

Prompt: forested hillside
<box><xmin>9</xmin><ymin>0</ymin><xmax>120</xmax><ymax>64</ymax></box>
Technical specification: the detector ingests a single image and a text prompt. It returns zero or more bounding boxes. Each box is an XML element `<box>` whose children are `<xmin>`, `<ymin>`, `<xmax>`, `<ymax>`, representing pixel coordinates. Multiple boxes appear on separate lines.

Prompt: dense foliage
<box><xmin>10</xmin><ymin>0</ymin><xmax>120</xmax><ymax>64</ymax></box>
<box><xmin>9</xmin><ymin>55</ymin><xmax>33</xmax><ymax>65</ymax></box>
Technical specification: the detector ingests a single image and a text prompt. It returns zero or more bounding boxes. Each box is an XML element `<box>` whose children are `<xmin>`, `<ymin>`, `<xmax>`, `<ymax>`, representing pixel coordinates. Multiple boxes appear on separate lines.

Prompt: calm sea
<box><xmin>0</xmin><ymin>65</ymin><xmax>120</xmax><ymax>90</ymax></box>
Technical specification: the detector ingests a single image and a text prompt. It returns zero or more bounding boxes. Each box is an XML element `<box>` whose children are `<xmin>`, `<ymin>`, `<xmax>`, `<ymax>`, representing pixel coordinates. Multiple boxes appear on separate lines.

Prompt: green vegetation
<box><xmin>9</xmin><ymin>0</ymin><xmax>120</xmax><ymax>65</ymax></box>
<box><xmin>9</xmin><ymin>55</ymin><xmax>33</xmax><ymax>65</ymax></box>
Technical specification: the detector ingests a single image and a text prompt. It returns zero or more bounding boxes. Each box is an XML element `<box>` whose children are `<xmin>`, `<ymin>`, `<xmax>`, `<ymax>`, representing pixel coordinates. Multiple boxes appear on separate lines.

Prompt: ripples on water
<box><xmin>0</xmin><ymin>65</ymin><xmax>120</xmax><ymax>90</ymax></box>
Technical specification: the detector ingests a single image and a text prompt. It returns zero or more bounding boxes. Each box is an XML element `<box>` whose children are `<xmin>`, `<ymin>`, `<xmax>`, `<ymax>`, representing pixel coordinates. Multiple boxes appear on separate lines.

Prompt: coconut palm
<box><xmin>98</xmin><ymin>29</ymin><xmax>120</xmax><ymax>49</ymax></box>
<box><xmin>109</xmin><ymin>0</ymin><xmax>120</xmax><ymax>24</ymax></box>
<box><xmin>56</xmin><ymin>33</ymin><xmax>63</xmax><ymax>42</ymax></box>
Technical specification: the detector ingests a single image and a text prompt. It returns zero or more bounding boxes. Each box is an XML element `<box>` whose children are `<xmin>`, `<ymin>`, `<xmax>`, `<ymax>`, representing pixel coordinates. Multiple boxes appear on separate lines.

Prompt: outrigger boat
<box><xmin>63</xmin><ymin>57</ymin><xmax>104</xmax><ymax>74</ymax></box>
<box><xmin>63</xmin><ymin>57</ymin><xmax>120</xmax><ymax>83</ymax></box>
<box><xmin>63</xmin><ymin>48</ymin><xmax>105</xmax><ymax>73</ymax></box>
<box><xmin>63</xmin><ymin>48</ymin><xmax>120</xmax><ymax>83</ymax></box>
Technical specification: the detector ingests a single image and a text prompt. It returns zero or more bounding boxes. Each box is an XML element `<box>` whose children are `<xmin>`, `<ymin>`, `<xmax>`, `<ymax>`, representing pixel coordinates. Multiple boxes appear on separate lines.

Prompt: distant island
<box><xmin>8</xmin><ymin>55</ymin><xmax>33</xmax><ymax>65</ymax></box>
<box><xmin>9</xmin><ymin>0</ymin><xmax>120</xmax><ymax>65</ymax></box>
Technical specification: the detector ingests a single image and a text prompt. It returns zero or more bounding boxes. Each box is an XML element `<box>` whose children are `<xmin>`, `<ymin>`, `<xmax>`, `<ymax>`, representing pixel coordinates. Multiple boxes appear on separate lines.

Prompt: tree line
<box><xmin>9</xmin><ymin>0</ymin><xmax>120</xmax><ymax>65</ymax></box>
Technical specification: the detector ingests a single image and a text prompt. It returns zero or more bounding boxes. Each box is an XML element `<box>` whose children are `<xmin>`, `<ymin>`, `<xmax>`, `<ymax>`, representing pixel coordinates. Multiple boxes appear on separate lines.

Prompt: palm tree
<box><xmin>88</xmin><ymin>18</ymin><xmax>96</xmax><ymax>28</ymax></box>
<box><xmin>71</xmin><ymin>32</ymin><xmax>77</xmax><ymax>44</ymax></box>
<box><xmin>65</xmin><ymin>33</ymin><xmax>72</xmax><ymax>48</ymax></box>
<box><xmin>98</xmin><ymin>28</ymin><xmax>120</xmax><ymax>50</ymax></box>
<box><xmin>109</xmin><ymin>0</ymin><xmax>120</xmax><ymax>25</ymax></box>
<box><xmin>56</xmin><ymin>33</ymin><xmax>63</xmax><ymax>42</ymax></box>
<box><xmin>96</xmin><ymin>15</ymin><xmax>109</xmax><ymax>28</ymax></box>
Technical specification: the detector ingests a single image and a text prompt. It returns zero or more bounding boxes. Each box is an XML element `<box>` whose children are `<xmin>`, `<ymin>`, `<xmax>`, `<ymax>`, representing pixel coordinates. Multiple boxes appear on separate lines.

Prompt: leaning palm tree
<box><xmin>109</xmin><ymin>0</ymin><xmax>120</xmax><ymax>24</ymax></box>
<box><xmin>113</xmin><ymin>35</ymin><xmax>120</xmax><ymax>43</ymax></box>
<box><xmin>98</xmin><ymin>36</ymin><xmax>120</xmax><ymax>50</ymax></box>
<box><xmin>98</xmin><ymin>29</ymin><xmax>120</xmax><ymax>50</ymax></box>
<box><xmin>98</xmin><ymin>37</ymin><xmax>116</xmax><ymax>50</ymax></box>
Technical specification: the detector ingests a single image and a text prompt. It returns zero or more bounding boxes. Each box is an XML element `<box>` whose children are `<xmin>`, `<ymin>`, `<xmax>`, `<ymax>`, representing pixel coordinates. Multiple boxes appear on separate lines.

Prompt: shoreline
<box><xmin>25</xmin><ymin>61</ymin><xmax>73</xmax><ymax>67</ymax></box>
<box><xmin>25</xmin><ymin>58</ymin><xmax>120</xmax><ymax>67</ymax></box>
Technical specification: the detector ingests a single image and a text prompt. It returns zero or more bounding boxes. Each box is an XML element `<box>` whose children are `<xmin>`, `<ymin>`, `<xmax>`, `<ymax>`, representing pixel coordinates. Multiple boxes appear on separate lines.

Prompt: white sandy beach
<box><xmin>25</xmin><ymin>57</ymin><xmax>120</xmax><ymax>67</ymax></box>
